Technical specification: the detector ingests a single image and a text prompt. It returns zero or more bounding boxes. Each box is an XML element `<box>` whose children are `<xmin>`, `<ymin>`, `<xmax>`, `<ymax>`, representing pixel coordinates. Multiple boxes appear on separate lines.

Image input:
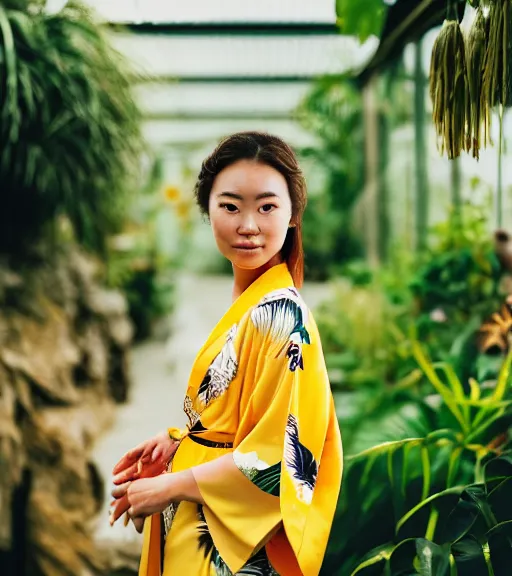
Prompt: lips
<box><xmin>233</xmin><ymin>243</ymin><xmax>262</xmax><ymax>250</ymax></box>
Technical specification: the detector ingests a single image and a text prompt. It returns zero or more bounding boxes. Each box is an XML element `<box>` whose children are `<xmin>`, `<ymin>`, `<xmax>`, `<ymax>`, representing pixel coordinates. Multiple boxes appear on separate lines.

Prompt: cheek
<box><xmin>265</xmin><ymin>211</ymin><xmax>291</xmax><ymax>241</ymax></box>
<box><xmin>209</xmin><ymin>210</ymin><xmax>231</xmax><ymax>241</ymax></box>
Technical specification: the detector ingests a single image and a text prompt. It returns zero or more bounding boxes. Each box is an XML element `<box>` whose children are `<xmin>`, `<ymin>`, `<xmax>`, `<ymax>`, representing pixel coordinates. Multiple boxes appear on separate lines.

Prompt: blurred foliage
<box><xmin>323</xmin><ymin>342</ymin><xmax>512</xmax><ymax>575</ymax></box>
<box><xmin>321</xmin><ymin>197</ymin><xmax>512</xmax><ymax>572</ymax></box>
<box><xmin>106</xmin><ymin>156</ymin><xmax>176</xmax><ymax>341</ymax></box>
<box><xmin>335</xmin><ymin>0</ymin><xmax>386</xmax><ymax>42</ymax></box>
<box><xmin>410</xmin><ymin>202</ymin><xmax>501</xmax><ymax>318</ymax></box>
<box><xmin>297</xmin><ymin>69</ymin><xmax>413</xmax><ymax>280</ymax></box>
<box><xmin>318</xmin><ymin>202</ymin><xmax>507</xmax><ymax>392</ymax></box>
<box><xmin>296</xmin><ymin>77</ymin><xmax>365</xmax><ymax>280</ymax></box>
<box><xmin>0</xmin><ymin>0</ymin><xmax>144</xmax><ymax>257</ymax></box>
<box><xmin>106</xmin><ymin>238</ymin><xmax>174</xmax><ymax>342</ymax></box>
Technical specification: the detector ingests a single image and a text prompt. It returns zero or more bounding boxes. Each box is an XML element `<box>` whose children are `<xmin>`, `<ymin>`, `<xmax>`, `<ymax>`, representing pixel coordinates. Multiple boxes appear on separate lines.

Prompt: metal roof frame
<box><xmin>111</xmin><ymin>22</ymin><xmax>340</xmax><ymax>36</ymax></box>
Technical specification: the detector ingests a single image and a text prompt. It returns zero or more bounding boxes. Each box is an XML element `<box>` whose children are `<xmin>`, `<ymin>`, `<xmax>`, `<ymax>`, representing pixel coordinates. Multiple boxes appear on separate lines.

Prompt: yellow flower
<box><xmin>163</xmin><ymin>185</ymin><xmax>181</xmax><ymax>202</ymax></box>
<box><xmin>175</xmin><ymin>200</ymin><xmax>190</xmax><ymax>220</ymax></box>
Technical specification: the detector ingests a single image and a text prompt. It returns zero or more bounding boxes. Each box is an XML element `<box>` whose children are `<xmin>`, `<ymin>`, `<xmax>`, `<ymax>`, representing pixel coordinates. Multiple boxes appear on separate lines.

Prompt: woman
<box><xmin>110</xmin><ymin>132</ymin><xmax>343</xmax><ymax>576</ymax></box>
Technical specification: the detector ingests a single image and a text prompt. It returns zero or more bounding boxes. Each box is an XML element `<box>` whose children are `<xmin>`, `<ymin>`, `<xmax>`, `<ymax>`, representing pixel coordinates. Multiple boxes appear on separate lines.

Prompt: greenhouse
<box><xmin>1</xmin><ymin>0</ymin><xmax>511</xmax><ymax>575</ymax></box>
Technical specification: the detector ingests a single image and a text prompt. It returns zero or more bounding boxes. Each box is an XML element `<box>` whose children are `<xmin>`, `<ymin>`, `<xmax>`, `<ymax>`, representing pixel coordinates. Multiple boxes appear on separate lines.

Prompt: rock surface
<box><xmin>0</xmin><ymin>247</ymin><xmax>133</xmax><ymax>576</ymax></box>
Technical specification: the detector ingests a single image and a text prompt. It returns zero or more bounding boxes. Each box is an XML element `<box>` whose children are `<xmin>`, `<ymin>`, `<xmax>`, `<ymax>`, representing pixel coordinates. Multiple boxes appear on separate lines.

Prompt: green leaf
<box><xmin>437</xmin><ymin>490</ymin><xmax>481</xmax><ymax>545</ymax></box>
<box><xmin>421</xmin><ymin>445</ymin><xmax>431</xmax><ymax>502</ymax></box>
<box><xmin>484</xmin><ymin>452</ymin><xmax>512</xmax><ymax>482</ymax></box>
<box><xmin>412</xmin><ymin>343</ymin><xmax>468</xmax><ymax>433</ymax></box>
<box><xmin>451</xmin><ymin>537</ymin><xmax>491</xmax><ymax>576</ymax></box>
<box><xmin>487</xmin><ymin>520</ymin><xmax>512</xmax><ymax>576</ymax></box>
<box><xmin>415</xmin><ymin>539</ymin><xmax>451</xmax><ymax>576</ymax></box>
<box><xmin>351</xmin><ymin>543</ymin><xmax>394</xmax><ymax>575</ymax></box>
<box><xmin>396</xmin><ymin>487</ymin><xmax>465</xmax><ymax>536</ymax></box>
<box><xmin>487</xmin><ymin>478</ymin><xmax>512</xmax><ymax>525</ymax></box>
<box><xmin>491</xmin><ymin>349</ymin><xmax>512</xmax><ymax>403</ymax></box>
<box><xmin>386</xmin><ymin>538</ymin><xmax>418</xmax><ymax>576</ymax></box>
<box><xmin>348</xmin><ymin>438</ymin><xmax>423</xmax><ymax>462</ymax></box>
<box><xmin>335</xmin><ymin>0</ymin><xmax>386</xmax><ymax>42</ymax></box>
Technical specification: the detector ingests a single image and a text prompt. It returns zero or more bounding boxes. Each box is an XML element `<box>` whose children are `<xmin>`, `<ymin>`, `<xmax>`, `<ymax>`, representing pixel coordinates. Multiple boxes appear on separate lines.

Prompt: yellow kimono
<box><xmin>139</xmin><ymin>263</ymin><xmax>343</xmax><ymax>576</ymax></box>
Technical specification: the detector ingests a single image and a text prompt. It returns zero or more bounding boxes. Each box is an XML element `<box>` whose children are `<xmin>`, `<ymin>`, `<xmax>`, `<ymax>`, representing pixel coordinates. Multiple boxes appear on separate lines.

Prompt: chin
<box><xmin>229</xmin><ymin>252</ymin><xmax>282</xmax><ymax>272</ymax></box>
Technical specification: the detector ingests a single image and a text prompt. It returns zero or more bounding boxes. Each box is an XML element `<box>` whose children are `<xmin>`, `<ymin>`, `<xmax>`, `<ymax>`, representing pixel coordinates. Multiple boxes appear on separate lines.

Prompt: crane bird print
<box><xmin>198</xmin><ymin>324</ymin><xmax>238</xmax><ymax>406</ymax></box>
<box><xmin>251</xmin><ymin>289</ymin><xmax>310</xmax><ymax>371</ymax></box>
<box><xmin>284</xmin><ymin>414</ymin><xmax>318</xmax><ymax>505</ymax></box>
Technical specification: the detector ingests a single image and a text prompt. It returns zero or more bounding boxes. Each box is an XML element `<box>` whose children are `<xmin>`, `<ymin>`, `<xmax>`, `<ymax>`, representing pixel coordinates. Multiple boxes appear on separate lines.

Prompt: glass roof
<box><xmin>87</xmin><ymin>0</ymin><xmax>337</xmax><ymax>24</ymax></box>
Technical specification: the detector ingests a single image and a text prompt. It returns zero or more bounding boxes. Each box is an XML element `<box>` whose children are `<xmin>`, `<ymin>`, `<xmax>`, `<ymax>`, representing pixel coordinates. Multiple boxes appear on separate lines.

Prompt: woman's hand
<box><xmin>110</xmin><ymin>475</ymin><xmax>174</xmax><ymax>530</ymax></box>
<box><xmin>110</xmin><ymin>469</ymin><xmax>204</xmax><ymax>532</ymax></box>
<box><xmin>112</xmin><ymin>431</ymin><xmax>179</xmax><ymax>485</ymax></box>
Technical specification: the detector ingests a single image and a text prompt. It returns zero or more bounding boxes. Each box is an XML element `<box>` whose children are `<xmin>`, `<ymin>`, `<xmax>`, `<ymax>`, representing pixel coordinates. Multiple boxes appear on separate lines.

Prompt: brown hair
<box><xmin>194</xmin><ymin>131</ymin><xmax>307</xmax><ymax>287</ymax></box>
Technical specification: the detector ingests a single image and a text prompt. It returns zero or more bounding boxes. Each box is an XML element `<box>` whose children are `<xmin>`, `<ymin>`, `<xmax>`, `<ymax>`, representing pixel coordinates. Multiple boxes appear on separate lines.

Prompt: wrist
<box><xmin>166</xmin><ymin>470</ymin><xmax>204</xmax><ymax>505</ymax></box>
<box><xmin>162</xmin><ymin>472</ymin><xmax>179</xmax><ymax>505</ymax></box>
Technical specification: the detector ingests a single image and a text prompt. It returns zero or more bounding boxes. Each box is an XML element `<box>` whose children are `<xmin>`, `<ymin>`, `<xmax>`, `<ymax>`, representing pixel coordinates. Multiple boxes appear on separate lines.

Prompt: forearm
<box><xmin>169</xmin><ymin>469</ymin><xmax>205</xmax><ymax>505</ymax></box>
<box><xmin>173</xmin><ymin>453</ymin><xmax>237</xmax><ymax>505</ymax></box>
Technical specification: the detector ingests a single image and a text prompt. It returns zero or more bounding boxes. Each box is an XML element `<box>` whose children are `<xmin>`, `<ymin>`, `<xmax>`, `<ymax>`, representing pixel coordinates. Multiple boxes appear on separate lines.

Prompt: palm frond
<box><xmin>0</xmin><ymin>1</ymin><xmax>145</xmax><ymax>256</ymax></box>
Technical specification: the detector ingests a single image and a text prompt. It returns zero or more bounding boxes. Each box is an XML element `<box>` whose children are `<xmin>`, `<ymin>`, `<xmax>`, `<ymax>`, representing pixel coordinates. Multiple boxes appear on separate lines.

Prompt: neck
<box><xmin>231</xmin><ymin>255</ymin><xmax>283</xmax><ymax>301</ymax></box>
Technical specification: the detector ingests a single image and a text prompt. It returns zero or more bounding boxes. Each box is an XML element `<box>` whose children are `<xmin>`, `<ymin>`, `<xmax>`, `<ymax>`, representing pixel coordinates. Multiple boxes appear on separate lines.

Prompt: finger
<box><xmin>151</xmin><ymin>445</ymin><xmax>162</xmax><ymax>462</ymax></box>
<box><xmin>113</xmin><ymin>463</ymin><xmax>139</xmax><ymax>485</ymax></box>
<box><xmin>113</xmin><ymin>450</ymin><xmax>142</xmax><ymax>474</ymax></box>
<box><xmin>111</xmin><ymin>482</ymin><xmax>131</xmax><ymax>500</ymax></box>
<box><xmin>133</xmin><ymin>517</ymin><xmax>145</xmax><ymax>533</ymax></box>
<box><xmin>110</xmin><ymin>495</ymin><xmax>130</xmax><ymax>525</ymax></box>
<box><xmin>113</xmin><ymin>441</ymin><xmax>148</xmax><ymax>474</ymax></box>
<box><xmin>140</xmin><ymin>442</ymin><xmax>157</xmax><ymax>463</ymax></box>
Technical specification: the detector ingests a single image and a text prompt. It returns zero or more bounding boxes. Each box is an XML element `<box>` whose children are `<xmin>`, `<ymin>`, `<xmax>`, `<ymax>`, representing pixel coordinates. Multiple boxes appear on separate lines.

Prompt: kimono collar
<box><xmin>199</xmin><ymin>262</ymin><xmax>294</xmax><ymax>357</ymax></box>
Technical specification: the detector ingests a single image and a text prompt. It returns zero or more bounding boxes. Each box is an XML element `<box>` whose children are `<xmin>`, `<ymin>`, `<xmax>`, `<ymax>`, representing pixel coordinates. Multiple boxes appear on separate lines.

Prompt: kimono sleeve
<box><xmin>193</xmin><ymin>291</ymin><xmax>342</xmax><ymax>575</ymax></box>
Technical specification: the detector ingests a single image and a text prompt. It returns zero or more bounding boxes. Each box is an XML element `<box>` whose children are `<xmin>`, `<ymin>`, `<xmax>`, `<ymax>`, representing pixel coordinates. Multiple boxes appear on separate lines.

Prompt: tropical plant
<box><xmin>408</xmin><ymin>203</ymin><xmax>506</xmax><ymax>384</ymax></box>
<box><xmin>296</xmin><ymin>77</ymin><xmax>365</xmax><ymax>280</ymax></box>
<box><xmin>0</xmin><ymin>0</ymin><xmax>144</xmax><ymax>257</ymax></box>
<box><xmin>316</xmin><ymin>278</ymin><xmax>414</xmax><ymax>391</ymax></box>
<box><xmin>335</xmin><ymin>0</ymin><xmax>386</xmax><ymax>42</ymax></box>
<box><xmin>323</xmin><ymin>343</ymin><xmax>512</xmax><ymax>576</ymax></box>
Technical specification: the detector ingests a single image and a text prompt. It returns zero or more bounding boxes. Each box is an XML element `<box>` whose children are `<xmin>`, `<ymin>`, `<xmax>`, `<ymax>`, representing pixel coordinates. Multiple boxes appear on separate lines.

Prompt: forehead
<box><xmin>212</xmin><ymin>160</ymin><xmax>289</xmax><ymax>196</ymax></box>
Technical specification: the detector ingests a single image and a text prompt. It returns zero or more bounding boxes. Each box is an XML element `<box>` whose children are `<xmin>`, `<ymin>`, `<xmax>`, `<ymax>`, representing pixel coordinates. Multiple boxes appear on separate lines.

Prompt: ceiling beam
<box><xmin>111</xmin><ymin>22</ymin><xmax>340</xmax><ymax>36</ymax></box>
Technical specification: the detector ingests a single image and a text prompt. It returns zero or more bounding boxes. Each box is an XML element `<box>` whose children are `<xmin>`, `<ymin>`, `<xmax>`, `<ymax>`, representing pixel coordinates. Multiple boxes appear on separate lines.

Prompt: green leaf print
<box><xmin>252</xmin><ymin>462</ymin><xmax>281</xmax><ymax>496</ymax></box>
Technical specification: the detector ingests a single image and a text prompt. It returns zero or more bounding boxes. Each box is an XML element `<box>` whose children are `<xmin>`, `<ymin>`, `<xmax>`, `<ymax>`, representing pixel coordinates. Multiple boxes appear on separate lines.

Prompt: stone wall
<box><xmin>0</xmin><ymin>247</ymin><xmax>133</xmax><ymax>576</ymax></box>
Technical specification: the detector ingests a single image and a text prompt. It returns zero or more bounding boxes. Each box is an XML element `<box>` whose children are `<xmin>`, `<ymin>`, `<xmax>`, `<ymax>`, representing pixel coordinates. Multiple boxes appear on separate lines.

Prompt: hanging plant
<box><xmin>466</xmin><ymin>5</ymin><xmax>491</xmax><ymax>159</ymax></box>
<box><xmin>430</xmin><ymin>10</ymin><xmax>469</xmax><ymax>159</ymax></box>
<box><xmin>482</xmin><ymin>0</ymin><xmax>512</xmax><ymax>109</ymax></box>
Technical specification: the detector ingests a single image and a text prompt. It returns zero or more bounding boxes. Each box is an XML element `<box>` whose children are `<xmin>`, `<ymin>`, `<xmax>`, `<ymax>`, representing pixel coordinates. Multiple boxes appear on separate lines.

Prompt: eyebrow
<box><xmin>218</xmin><ymin>191</ymin><xmax>279</xmax><ymax>200</ymax></box>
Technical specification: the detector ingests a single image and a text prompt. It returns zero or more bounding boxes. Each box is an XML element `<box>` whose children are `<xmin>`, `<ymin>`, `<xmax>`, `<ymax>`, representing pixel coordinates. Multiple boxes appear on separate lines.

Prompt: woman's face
<box><xmin>208</xmin><ymin>159</ymin><xmax>293</xmax><ymax>271</ymax></box>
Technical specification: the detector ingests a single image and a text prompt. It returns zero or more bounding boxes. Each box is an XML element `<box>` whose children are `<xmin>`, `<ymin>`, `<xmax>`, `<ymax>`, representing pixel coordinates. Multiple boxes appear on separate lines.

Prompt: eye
<box><xmin>219</xmin><ymin>203</ymin><xmax>238</xmax><ymax>213</ymax></box>
<box><xmin>259</xmin><ymin>203</ymin><xmax>277</xmax><ymax>214</ymax></box>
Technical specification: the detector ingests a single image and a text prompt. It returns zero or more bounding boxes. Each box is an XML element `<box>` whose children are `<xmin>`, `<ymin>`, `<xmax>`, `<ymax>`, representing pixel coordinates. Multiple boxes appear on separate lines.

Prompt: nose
<box><xmin>237</xmin><ymin>213</ymin><xmax>259</xmax><ymax>236</ymax></box>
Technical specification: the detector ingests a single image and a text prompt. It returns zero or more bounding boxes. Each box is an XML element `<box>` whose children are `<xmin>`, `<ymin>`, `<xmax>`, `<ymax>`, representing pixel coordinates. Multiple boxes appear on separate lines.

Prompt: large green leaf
<box><xmin>487</xmin><ymin>520</ymin><xmax>512</xmax><ymax>576</ymax></box>
<box><xmin>335</xmin><ymin>0</ymin><xmax>386</xmax><ymax>42</ymax></box>
<box><xmin>415</xmin><ymin>539</ymin><xmax>451</xmax><ymax>576</ymax></box>
<box><xmin>451</xmin><ymin>536</ymin><xmax>490</xmax><ymax>576</ymax></box>
<box><xmin>488</xmin><ymin>477</ymin><xmax>512</xmax><ymax>524</ymax></box>
<box><xmin>386</xmin><ymin>538</ymin><xmax>418</xmax><ymax>575</ymax></box>
<box><xmin>396</xmin><ymin>487</ymin><xmax>465</xmax><ymax>540</ymax></box>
